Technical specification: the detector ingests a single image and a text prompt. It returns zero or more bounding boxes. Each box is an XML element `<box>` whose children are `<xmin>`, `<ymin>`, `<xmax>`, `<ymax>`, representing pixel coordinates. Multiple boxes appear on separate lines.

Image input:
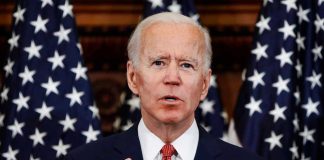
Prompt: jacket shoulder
<box><xmin>65</xmin><ymin>134</ymin><xmax>123</xmax><ymax>160</ymax></box>
<box><xmin>214</xmin><ymin>138</ymin><xmax>263</xmax><ymax>160</ymax></box>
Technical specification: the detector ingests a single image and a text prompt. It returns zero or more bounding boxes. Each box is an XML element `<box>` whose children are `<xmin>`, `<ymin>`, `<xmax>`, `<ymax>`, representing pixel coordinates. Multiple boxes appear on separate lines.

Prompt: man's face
<box><xmin>127</xmin><ymin>22</ymin><xmax>211</xmax><ymax>125</ymax></box>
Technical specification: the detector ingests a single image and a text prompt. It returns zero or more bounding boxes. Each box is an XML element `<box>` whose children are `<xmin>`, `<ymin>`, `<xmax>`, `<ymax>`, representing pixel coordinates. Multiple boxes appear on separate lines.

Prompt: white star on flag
<box><xmin>297</xmin><ymin>5</ymin><xmax>310</xmax><ymax>24</ymax></box>
<box><xmin>278</xmin><ymin>20</ymin><xmax>296</xmax><ymax>40</ymax></box>
<box><xmin>168</xmin><ymin>0</ymin><xmax>181</xmax><ymax>13</ymax></box>
<box><xmin>30</xmin><ymin>15</ymin><xmax>49</xmax><ymax>33</ymax></box>
<box><xmin>89</xmin><ymin>105</ymin><xmax>100</xmax><ymax>119</ymax></box>
<box><xmin>71</xmin><ymin>62</ymin><xmax>87</xmax><ymax>80</ymax></box>
<box><xmin>41</xmin><ymin>77</ymin><xmax>60</xmax><ymax>96</ymax></box>
<box><xmin>127</xmin><ymin>95</ymin><xmax>140</xmax><ymax>112</ymax></box>
<box><xmin>1</xmin><ymin>86</ymin><xmax>9</xmax><ymax>103</ymax></box>
<box><xmin>319</xmin><ymin>0</ymin><xmax>324</xmax><ymax>5</ymax></box>
<box><xmin>269</xmin><ymin>103</ymin><xmax>287</xmax><ymax>123</ymax></box>
<box><xmin>312</xmin><ymin>43</ymin><xmax>323</xmax><ymax>61</ymax></box>
<box><xmin>289</xmin><ymin>142</ymin><xmax>299</xmax><ymax>159</ymax></box>
<box><xmin>35</xmin><ymin>102</ymin><xmax>54</xmax><ymax>120</ymax></box>
<box><xmin>65</xmin><ymin>87</ymin><xmax>84</xmax><ymax>106</ymax></box>
<box><xmin>209</xmin><ymin>75</ymin><xmax>217</xmax><ymax>87</ymax></box>
<box><xmin>252</xmin><ymin>42</ymin><xmax>268</xmax><ymax>61</ymax></box>
<box><xmin>281</xmin><ymin>0</ymin><xmax>297</xmax><ymax>12</ymax></box>
<box><xmin>58</xmin><ymin>0</ymin><xmax>73</xmax><ymax>18</ymax></box>
<box><xmin>200</xmin><ymin>99</ymin><xmax>215</xmax><ymax>116</ymax></box>
<box><xmin>47</xmin><ymin>50</ymin><xmax>66</xmax><ymax>70</ymax></box>
<box><xmin>52</xmin><ymin>139</ymin><xmax>71</xmax><ymax>157</ymax></box>
<box><xmin>59</xmin><ymin>115</ymin><xmax>77</xmax><ymax>132</ymax></box>
<box><xmin>8</xmin><ymin>32</ymin><xmax>20</xmax><ymax>51</ymax></box>
<box><xmin>302</xmin><ymin>98</ymin><xmax>320</xmax><ymax>117</ymax></box>
<box><xmin>8</xmin><ymin>119</ymin><xmax>25</xmax><ymax>138</ymax></box>
<box><xmin>13</xmin><ymin>92</ymin><xmax>30</xmax><ymax>112</ymax></box>
<box><xmin>314</xmin><ymin>14</ymin><xmax>324</xmax><ymax>33</ymax></box>
<box><xmin>2</xmin><ymin>146</ymin><xmax>19</xmax><ymax>160</ymax></box>
<box><xmin>3</xmin><ymin>59</ymin><xmax>14</xmax><ymax>77</ymax></box>
<box><xmin>29</xmin><ymin>128</ymin><xmax>47</xmax><ymax>146</ymax></box>
<box><xmin>256</xmin><ymin>15</ymin><xmax>271</xmax><ymax>34</ymax></box>
<box><xmin>272</xmin><ymin>75</ymin><xmax>290</xmax><ymax>95</ymax></box>
<box><xmin>245</xmin><ymin>97</ymin><xmax>262</xmax><ymax>116</ymax></box>
<box><xmin>53</xmin><ymin>25</ymin><xmax>71</xmax><ymax>44</ymax></box>
<box><xmin>18</xmin><ymin>66</ymin><xmax>36</xmax><ymax>85</ymax></box>
<box><xmin>275</xmin><ymin>48</ymin><xmax>293</xmax><ymax>67</ymax></box>
<box><xmin>296</xmin><ymin>33</ymin><xmax>305</xmax><ymax>51</ymax></box>
<box><xmin>248</xmin><ymin>70</ymin><xmax>266</xmax><ymax>89</ymax></box>
<box><xmin>13</xmin><ymin>5</ymin><xmax>25</xmax><ymax>24</ymax></box>
<box><xmin>299</xmin><ymin>126</ymin><xmax>315</xmax><ymax>145</ymax></box>
<box><xmin>147</xmin><ymin>0</ymin><xmax>164</xmax><ymax>9</ymax></box>
<box><xmin>24</xmin><ymin>40</ymin><xmax>43</xmax><ymax>60</ymax></box>
<box><xmin>306</xmin><ymin>71</ymin><xmax>322</xmax><ymax>89</ymax></box>
<box><xmin>40</xmin><ymin>0</ymin><xmax>53</xmax><ymax>8</ymax></box>
<box><xmin>82</xmin><ymin>125</ymin><xmax>100</xmax><ymax>143</ymax></box>
<box><xmin>265</xmin><ymin>131</ymin><xmax>283</xmax><ymax>150</ymax></box>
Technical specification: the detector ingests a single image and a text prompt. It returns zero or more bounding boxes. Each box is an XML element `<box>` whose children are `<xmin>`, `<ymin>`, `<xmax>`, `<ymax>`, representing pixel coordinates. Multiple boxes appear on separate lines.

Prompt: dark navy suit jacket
<box><xmin>66</xmin><ymin>122</ymin><xmax>262</xmax><ymax>160</ymax></box>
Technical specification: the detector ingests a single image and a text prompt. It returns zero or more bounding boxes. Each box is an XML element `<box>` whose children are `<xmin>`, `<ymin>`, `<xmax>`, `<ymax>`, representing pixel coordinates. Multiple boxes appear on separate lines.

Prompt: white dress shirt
<box><xmin>138</xmin><ymin>119</ymin><xmax>199</xmax><ymax>160</ymax></box>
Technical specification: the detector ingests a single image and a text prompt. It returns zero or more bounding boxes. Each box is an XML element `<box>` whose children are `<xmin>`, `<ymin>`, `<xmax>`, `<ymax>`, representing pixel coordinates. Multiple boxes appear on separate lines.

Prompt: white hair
<box><xmin>127</xmin><ymin>12</ymin><xmax>212</xmax><ymax>72</ymax></box>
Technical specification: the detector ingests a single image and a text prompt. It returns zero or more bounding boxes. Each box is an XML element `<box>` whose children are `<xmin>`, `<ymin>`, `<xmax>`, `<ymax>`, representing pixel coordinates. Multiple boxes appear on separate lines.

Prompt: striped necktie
<box><xmin>161</xmin><ymin>144</ymin><xmax>176</xmax><ymax>160</ymax></box>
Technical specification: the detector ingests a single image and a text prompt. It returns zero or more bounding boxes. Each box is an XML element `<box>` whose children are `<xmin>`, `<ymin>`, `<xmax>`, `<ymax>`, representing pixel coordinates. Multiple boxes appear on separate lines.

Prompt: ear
<box><xmin>127</xmin><ymin>61</ymin><xmax>139</xmax><ymax>95</ymax></box>
<box><xmin>200</xmin><ymin>69</ymin><xmax>212</xmax><ymax>100</ymax></box>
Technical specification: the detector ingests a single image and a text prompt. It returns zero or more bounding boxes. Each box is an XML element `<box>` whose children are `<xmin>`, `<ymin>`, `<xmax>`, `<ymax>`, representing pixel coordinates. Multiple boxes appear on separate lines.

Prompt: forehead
<box><xmin>140</xmin><ymin>22</ymin><xmax>205</xmax><ymax>57</ymax></box>
<box><xmin>142</xmin><ymin>22</ymin><xmax>203</xmax><ymax>42</ymax></box>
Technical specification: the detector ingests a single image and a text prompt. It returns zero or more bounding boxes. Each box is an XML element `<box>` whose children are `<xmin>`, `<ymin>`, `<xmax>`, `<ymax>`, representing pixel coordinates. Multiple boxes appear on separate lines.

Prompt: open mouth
<box><xmin>162</xmin><ymin>96</ymin><xmax>180</xmax><ymax>101</ymax></box>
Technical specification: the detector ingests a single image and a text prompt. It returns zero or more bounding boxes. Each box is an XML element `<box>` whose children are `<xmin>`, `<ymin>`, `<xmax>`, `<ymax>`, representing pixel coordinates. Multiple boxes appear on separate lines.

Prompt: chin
<box><xmin>159</xmin><ymin>115</ymin><xmax>182</xmax><ymax>124</ymax></box>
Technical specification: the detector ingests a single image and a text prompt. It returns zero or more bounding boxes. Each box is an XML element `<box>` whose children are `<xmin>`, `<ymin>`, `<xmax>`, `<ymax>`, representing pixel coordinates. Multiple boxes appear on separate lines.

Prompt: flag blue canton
<box><xmin>113</xmin><ymin>0</ymin><xmax>228</xmax><ymax>139</ymax></box>
<box><xmin>234</xmin><ymin>0</ymin><xmax>324</xmax><ymax>159</ymax></box>
<box><xmin>0</xmin><ymin>0</ymin><xmax>101</xmax><ymax>159</ymax></box>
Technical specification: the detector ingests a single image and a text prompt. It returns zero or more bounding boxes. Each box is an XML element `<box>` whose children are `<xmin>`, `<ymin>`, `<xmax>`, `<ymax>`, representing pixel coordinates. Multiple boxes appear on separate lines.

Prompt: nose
<box><xmin>163</xmin><ymin>62</ymin><xmax>181</xmax><ymax>85</ymax></box>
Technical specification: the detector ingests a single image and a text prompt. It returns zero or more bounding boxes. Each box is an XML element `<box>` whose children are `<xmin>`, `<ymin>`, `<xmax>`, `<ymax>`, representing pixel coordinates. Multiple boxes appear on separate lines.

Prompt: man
<box><xmin>66</xmin><ymin>12</ymin><xmax>262</xmax><ymax>160</ymax></box>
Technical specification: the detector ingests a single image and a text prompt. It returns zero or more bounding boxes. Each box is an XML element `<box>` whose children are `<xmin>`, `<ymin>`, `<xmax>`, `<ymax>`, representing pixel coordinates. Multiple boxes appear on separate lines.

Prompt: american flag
<box><xmin>0</xmin><ymin>0</ymin><xmax>101</xmax><ymax>159</ymax></box>
<box><xmin>234</xmin><ymin>0</ymin><xmax>324</xmax><ymax>159</ymax></box>
<box><xmin>113</xmin><ymin>0</ymin><xmax>228</xmax><ymax>139</ymax></box>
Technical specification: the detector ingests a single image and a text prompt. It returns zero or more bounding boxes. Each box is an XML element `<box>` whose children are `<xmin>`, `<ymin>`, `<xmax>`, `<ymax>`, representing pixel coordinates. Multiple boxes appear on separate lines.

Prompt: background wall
<box><xmin>0</xmin><ymin>0</ymin><xmax>261</xmax><ymax>135</ymax></box>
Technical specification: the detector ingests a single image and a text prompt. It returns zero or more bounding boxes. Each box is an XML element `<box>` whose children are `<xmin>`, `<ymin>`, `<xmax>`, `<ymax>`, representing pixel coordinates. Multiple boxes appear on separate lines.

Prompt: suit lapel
<box><xmin>194</xmin><ymin>125</ymin><xmax>223</xmax><ymax>160</ymax></box>
<box><xmin>112</xmin><ymin>122</ymin><xmax>143</xmax><ymax>160</ymax></box>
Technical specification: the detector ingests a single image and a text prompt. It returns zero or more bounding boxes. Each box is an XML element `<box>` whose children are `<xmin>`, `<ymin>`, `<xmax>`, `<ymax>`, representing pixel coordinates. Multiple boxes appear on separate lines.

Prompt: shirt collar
<box><xmin>171</xmin><ymin>119</ymin><xmax>199</xmax><ymax>160</ymax></box>
<box><xmin>138</xmin><ymin>119</ymin><xmax>199</xmax><ymax>160</ymax></box>
<box><xmin>138</xmin><ymin>119</ymin><xmax>164</xmax><ymax>160</ymax></box>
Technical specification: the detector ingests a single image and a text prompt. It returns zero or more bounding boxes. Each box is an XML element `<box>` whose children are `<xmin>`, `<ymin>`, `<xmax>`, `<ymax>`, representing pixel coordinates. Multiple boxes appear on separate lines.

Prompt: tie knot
<box><xmin>161</xmin><ymin>144</ymin><xmax>176</xmax><ymax>158</ymax></box>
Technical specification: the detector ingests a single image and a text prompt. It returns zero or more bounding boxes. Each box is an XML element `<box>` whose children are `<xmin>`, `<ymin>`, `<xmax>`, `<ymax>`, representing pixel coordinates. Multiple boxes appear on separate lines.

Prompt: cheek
<box><xmin>136</xmin><ymin>72</ymin><xmax>158</xmax><ymax>97</ymax></box>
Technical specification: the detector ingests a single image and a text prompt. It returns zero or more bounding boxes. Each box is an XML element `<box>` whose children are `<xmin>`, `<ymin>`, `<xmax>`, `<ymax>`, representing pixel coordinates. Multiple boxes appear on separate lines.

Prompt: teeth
<box><xmin>165</xmin><ymin>98</ymin><xmax>176</xmax><ymax>101</ymax></box>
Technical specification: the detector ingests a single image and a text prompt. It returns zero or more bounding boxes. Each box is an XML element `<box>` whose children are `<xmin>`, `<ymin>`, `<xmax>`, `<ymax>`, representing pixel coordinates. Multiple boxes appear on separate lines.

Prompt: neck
<box><xmin>142</xmin><ymin>116</ymin><xmax>194</xmax><ymax>143</ymax></box>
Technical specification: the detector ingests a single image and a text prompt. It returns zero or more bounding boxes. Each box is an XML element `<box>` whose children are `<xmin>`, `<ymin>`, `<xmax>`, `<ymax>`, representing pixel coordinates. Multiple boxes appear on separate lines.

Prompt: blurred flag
<box><xmin>234</xmin><ymin>0</ymin><xmax>324</xmax><ymax>159</ymax></box>
<box><xmin>0</xmin><ymin>0</ymin><xmax>101</xmax><ymax>159</ymax></box>
<box><xmin>113</xmin><ymin>0</ymin><xmax>228</xmax><ymax>139</ymax></box>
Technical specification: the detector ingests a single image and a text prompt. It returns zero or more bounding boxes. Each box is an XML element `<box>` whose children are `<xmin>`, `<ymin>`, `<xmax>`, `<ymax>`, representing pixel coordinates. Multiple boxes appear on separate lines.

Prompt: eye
<box><xmin>181</xmin><ymin>63</ymin><xmax>193</xmax><ymax>69</ymax></box>
<box><xmin>152</xmin><ymin>60</ymin><xmax>164</xmax><ymax>66</ymax></box>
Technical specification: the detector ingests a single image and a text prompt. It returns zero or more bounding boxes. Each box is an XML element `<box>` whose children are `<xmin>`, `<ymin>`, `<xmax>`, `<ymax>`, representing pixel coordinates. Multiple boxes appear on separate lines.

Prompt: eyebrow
<box><xmin>147</xmin><ymin>55</ymin><xmax>170</xmax><ymax>62</ymax></box>
<box><xmin>147</xmin><ymin>55</ymin><xmax>199</xmax><ymax>65</ymax></box>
